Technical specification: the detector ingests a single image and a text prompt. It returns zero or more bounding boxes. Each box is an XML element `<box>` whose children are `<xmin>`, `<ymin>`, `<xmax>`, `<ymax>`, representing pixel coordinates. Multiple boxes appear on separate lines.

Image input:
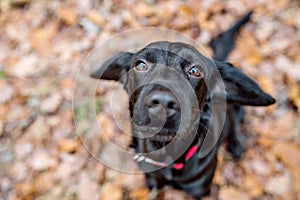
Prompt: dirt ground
<box><xmin>0</xmin><ymin>0</ymin><xmax>300</xmax><ymax>199</ymax></box>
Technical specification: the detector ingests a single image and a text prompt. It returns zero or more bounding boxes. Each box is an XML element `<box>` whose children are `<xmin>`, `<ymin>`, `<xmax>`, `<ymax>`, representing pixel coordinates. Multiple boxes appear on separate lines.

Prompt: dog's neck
<box><xmin>133</xmin><ymin>144</ymin><xmax>200</xmax><ymax>170</ymax></box>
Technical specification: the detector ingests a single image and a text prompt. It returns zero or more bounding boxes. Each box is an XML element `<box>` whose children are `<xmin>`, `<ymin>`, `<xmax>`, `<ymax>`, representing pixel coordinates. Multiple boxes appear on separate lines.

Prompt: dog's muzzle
<box><xmin>145</xmin><ymin>90</ymin><xmax>179</xmax><ymax>120</ymax></box>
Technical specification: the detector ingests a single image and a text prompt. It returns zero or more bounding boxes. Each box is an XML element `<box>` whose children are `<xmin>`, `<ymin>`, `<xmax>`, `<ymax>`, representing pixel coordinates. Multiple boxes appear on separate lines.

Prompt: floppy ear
<box><xmin>216</xmin><ymin>61</ymin><xmax>275</xmax><ymax>106</ymax></box>
<box><xmin>90</xmin><ymin>52</ymin><xmax>134</xmax><ymax>83</ymax></box>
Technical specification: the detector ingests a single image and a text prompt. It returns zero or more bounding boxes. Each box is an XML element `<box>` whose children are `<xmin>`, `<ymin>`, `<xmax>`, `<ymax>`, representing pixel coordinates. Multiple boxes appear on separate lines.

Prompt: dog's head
<box><xmin>91</xmin><ymin>41</ymin><xmax>275</xmax><ymax>150</ymax></box>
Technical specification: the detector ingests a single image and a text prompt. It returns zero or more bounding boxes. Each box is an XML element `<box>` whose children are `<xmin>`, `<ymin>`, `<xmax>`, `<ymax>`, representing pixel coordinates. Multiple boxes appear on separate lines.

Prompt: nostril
<box><xmin>152</xmin><ymin>100</ymin><xmax>159</xmax><ymax>106</ymax></box>
<box><xmin>145</xmin><ymin>92</ymin><xmax>179</xmax><ymax>113</ymax></box>
<box><xmin>147</xmin><ymin>99</ymin><xmax>159</xmax><ymax>108</ymax></box>
<box><xmin>168</xmin><ymin>101</ymin><xmax>179</xmax><ymax>110</ymax></box>
<box><xmin>167</xmin><ymin>102</ymin><xmax>175</xmax><ymax>109</ymax></box>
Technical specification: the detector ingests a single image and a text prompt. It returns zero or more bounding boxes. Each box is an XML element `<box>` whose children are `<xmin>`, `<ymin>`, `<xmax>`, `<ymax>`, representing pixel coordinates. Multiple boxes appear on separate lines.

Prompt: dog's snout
<box><xmin>146</xmin><ymin>91</ymin><xmax>179</xmax><ymax>118</ymax></box>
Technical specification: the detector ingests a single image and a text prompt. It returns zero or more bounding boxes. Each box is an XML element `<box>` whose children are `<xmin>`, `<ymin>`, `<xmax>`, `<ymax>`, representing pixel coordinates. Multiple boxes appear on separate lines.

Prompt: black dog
<box><xmin>91</xmin><ymin>12</ymin><xmax>275</xmax><ymax>199</ymax></box>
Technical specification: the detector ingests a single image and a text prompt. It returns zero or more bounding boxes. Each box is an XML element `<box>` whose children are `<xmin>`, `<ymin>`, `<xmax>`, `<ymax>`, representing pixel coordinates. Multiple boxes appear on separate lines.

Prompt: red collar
<box><xmin>133</xmin><ymin>145</ymin><xmax>199</xmax><ymax>170</ymax></box>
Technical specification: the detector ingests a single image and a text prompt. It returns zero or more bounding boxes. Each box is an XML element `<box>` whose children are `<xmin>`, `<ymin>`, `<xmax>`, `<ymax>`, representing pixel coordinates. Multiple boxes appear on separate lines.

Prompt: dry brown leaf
<box><xmin>117</xmin><ymin>173</ymin><xmax>145</xmax><ymax>190</ymax></box>
<box><xmin>97</xmin><ymin>113</ymin><xmax>115</xmax><ymax>140</ymax></box>
<box><xmin>237</xmin><ymin>35</ymin><xmax>263</xmax><ymax>65</ymax></box>
<box><xmin>133</xmin><ymin>3</ymin><xmax>155</xmax><ymax>17</ymax></box>
<box><xmin>272</xmin><ymin>142</ymin><xmax>300</xmax><ymax>169</ymax></box>
<box><xmin>86</xmin><ymin>11</ymin><xmax>105</xmax><ymax>27</ymax></box>
<box><xmin>15</xmin><ymin>182</ymin><xmax>36</xmax><ymax>198</ymax></box>
<box><xmin>213</xmin><ymin>166</ymin><xmax>226</xmax><ymax>185</ymax></box>
<box><xmin>26</xmin><ymin>116</ymin><xmax>50</xmax><ymax>143</ymax></box>
<box><xmin>94</xmin><ymin>163</ymin><xmax>106</xmax><ymax>184</ymax></box>
<box><xmin>0</xmin><ymin>120</ymin><xmax>3</xmax><ymax>136</ymax></box>
<box><xmin>0</xmin><ymin>104</ymin><xmax>9</xmax><ymax>122</ymax></box>
<box><xmin>40</xmin><ymin>93</ymin><xmax>63</xmax><ymax>114</ymax></box>
<box><xmin>129</xmin><ymin>188</ymin><xmax>150</xmax><ymax>200</ymax></box>
<box><xmin>9</xmin><ymin>54</ymin><xmax>39</xmax><ymax>78</ymax></box>
<box><xmin>30</xmin><ymin>22</ymin><xmax>58</xmax><ymax>54</ymax></box>
<box><xmin>29</xmin><ymin>149</ymin><xmax>58</xmax><ymax>171</ymax></box>
<box><xmin>100</xmin><ymin>183</ymin><xmax>123</xmax><ymax>200</ymax></box>
<box><xmin>60</xmin><ymin>78</ymin><xmax>74</xmax><ymax>101</ymax></box>
<box><xmin>284</xmin><ymin>74</ymin><xmax>300</xmax><ymax>112</ymax></box>
<box><xmin>243</xmin><ymin>175</ymin><xmax>264</xmax><ymax>198</ymax></box>
<box><xmin>55</xmin><ymin>152</ymin><xmax>88</xmax><ymax>181</ymax></box>
<box><xmin>9</xmin><ymin>162</ymin><xmax>29</xmax><ymax>182</ymax></box>
<box><xmin>218</xmin><ymin>186</ymin><xmax>250</xmax><ymax>200</ymax></box>
<box><xmin>290</xmin><ymin>168</ymin><xmax>300</xmax><ymax>199</ymax></box>
<box><xmin>34</xmin><ymin>171</ymin><xmax>56</xmax><ymax>193</ymax></box>
<box><xmin>257</xmin><ymin>137</ymin><xmax>274</xmax><ymax>149</ymax></box>
<box><xmin>58</xmin><ymin>138</ymin><xmax>80</xmax><ymax>153</ymax></box>
<box><xmin>162</xmin><ymin>186</ymin><xmax>192</xmax><ymax>200</ymax></box>
<box><xmin>265</xmin><ymin>172</ymin><xmax>291</xmax><ymax>195</ymax></box>
<box><xmin>257</xmin><ymin>75</ymin><xmax>275</xmax><ymax>99</ymax></box>
<box><xmin>249</xmin><ymin>158</ymin><xmax>272</xmax><ymax>176</ymax></box>
<box><xmin>77</xmin><ymin>172</ymin><xmax>100</xmax><ymax>200</ymax></box>
<box><xmin>58</xmin><ymin>7</ymin><xmax>78</xmax><ymax>26</ymax></box>
<box><xmin>0</xmin><ymin>80</ymin><xmax>13</xmax><ymax>104</ymax></box>
<box><xmin>255</xmin><ymin>111</ymin><xmax>295</xmax><ymax>139</ymax></box>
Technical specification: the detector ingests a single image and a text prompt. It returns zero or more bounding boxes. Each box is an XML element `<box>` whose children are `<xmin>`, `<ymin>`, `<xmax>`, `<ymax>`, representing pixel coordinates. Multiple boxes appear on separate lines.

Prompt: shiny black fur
<box><xmin>91</xmin><ymin>12</ymin><xmax>275</xmax><ymax>199</ymax></box>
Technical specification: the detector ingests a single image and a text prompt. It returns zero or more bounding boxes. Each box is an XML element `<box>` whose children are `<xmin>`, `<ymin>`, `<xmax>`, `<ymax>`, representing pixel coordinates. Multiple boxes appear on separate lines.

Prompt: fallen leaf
<box><xmin>94</xmin><ymin>163</ymin><xmax>106</xmax><ymax>184</ymax></box>
<box><xmin>9</xmin><ymin>54</ymin><xmax>38</xmax><ymax>78</ymax></box>
<box><xmin>237</xmin><ymin>35</ymin><xmax>263</xmax><ymax>65</ymax></box>
<box><xmin>129</xmin><ymin>188</ymin><xmax>150</xmax><ymax>200</ymax></box>
<box><xmin>272</xmin><ymin>142</ymin><xmax>300</xmax><ymax>169</ymax></box>
<box><xmin>243</xmin><ymin>175</ymin><xmax>264</xmax><ymax>198</ymax></box>
<box><xmin>60</xmin><ymin>78</ymin><xmax>74</xmax><ymax>101</ymax></box>
<box><xmin>79</xmin><ymin>17</ymin><xmax>100</xmax><ymax>35</ymax></box>
<box><xmin>218</xmin><ymin>186</ymin><xmax>250</xmax><ymax>200</ymax></box>
<box><xmin>86</xmin><ymin>11</ymin><xmax>105</xmax><ymax>27</ymax></box>
<box><xmin>0</xmin><ymin>120</ymin><xmax>3</xmax><ymax>136</ymax></box>
<box><xmin>30</xmin><ymin>22</ymin><xmax>58</xmax><ymax>54</ymax></box>
<box><xmin>10</xmin><ymin>0</ymin><xmax>32</xmax><ymax>7</ymax></box>
<box><xmin>97</xmin><ymin>113</ymin><xmax>115</xmax><ymax>140</ymax></box>
<box><xmin>249</xmin><ymin>158</ymin><xmax>272</xmax><ymax>176</ymax></box>
<box><xmin>77</xmin><ymin>172</ymin><xmax>100</xmax><ymax>200</ymax></box>
<box><xmin>59</xmin><ymin>138</ymin><xmax>80</xmax><ymax>153</ymax></box>
<box><xmin>117</xmin><ymin>173</ymin><xmax>145</xmax><ymax>190</ymax></box>
<box><xmin>29</xmin><ymin>149</ymin><xmax>58</xmax><ymax>171</ymax></box>
<box><xmin>255</xmin><ymin>111</ymin><xmax>295</xmax><ymax>139</ymax></box>
<box><xmin>58</xmin><ymin>7</ymin><xmax>78</xmax><ymax>26</ymax></box>
<box><xmin>40</xmin><ymin>93</ymin><xmax>63</xmax><ymax>114</ymax></box>
<box><xmin>54</xmin><ymin>152</ymin><xmax>88</xmax><ymax>182</ymax></box>
<box><xmin>255</xmin><ymin>18</ymin><xmax>276</xmax><ymax>41</ymax></box>
<box><xmin>25</xmin><ymin>116</ymin><xmax>50</xmax><ymax>143</ymax></box>
<box><xmin>100</xmin><ymin>183</ymin><xmax>123</xmax><ymax>200</ymax></box>
<box><xmin>15</xmin><ymin>182</ymin><xmax>36</xmax><ymax>198</ymax></box>
<box><xmin>34</xmin><ymin>171</ymin><xmax>56</xmax><ymax>193</ymax></box>
<box><xmin>0</xmin><ymin>80</ymin><xmax>13</xmax><ymax>104</ymax></box>
<box><xmin>162</xmin><ymin>186</ymin><xmax>192</xmax><ymax>200</ymax></box>
<box><xmin>9</xmin><ymin>162</ymin><xmax>29</xmax><ymax>182</ymax></box>
<box><xmin>133</xmin><ymin>3</ymin><xmax>155</xmax><ymax>17</ymax></box>
<box><xmin>284</xmin><ymin>74</ymin><xmax>300</xmax><ymax>112</ymax></box>
<box><xmin>290</xmin><ymin>168</ymin><xmax>300</xmax><ymax>199</ymax></box>
<box><xmin>265</xmin><ymin>172</ymin><xmax>291</xmax><ymax>195</ymax></box>
<box><xmin>257</xmin><ymin>75</ymin><xmax>275</xmax><ymax>99</ymax></box>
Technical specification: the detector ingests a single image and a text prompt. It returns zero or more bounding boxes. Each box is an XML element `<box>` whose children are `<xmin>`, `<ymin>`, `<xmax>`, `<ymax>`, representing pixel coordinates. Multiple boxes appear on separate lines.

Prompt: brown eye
<box><xmin>135</xmin><ymin>61</ymin><xmax>148</xmax><ymax>71</ymax></box>
<box><xmin>188</xmin><ymin>66</ymin><xmax>203</xmax><ymax>78</ymax></box>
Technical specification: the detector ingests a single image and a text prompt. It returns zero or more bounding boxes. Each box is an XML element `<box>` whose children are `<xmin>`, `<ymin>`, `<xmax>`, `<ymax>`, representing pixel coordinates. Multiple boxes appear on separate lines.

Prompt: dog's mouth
<box><xmin>134</xmin><ymin>126</ymin><xmax>177</xmax><ymax>142</ymax></box>
<box><xmin>151</xmin><ymin>129</ymin><xmax>176</xmax><ymax>142</ymax></box>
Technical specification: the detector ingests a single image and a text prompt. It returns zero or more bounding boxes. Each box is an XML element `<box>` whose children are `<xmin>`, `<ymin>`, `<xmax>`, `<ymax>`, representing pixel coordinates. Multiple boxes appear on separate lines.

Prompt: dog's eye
<box><xmin>188</xmin><ymin>66</ymin><xmax>203</xmax><ymax>78</ymax></box>
<box><xmin>135</xmin><ymin>61</ymin><xmax>148</xmax><ymax>71</ymax></box>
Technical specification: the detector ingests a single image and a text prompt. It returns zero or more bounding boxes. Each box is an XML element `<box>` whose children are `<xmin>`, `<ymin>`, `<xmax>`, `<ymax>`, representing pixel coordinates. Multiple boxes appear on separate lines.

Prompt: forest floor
<box><xmin>0</xmin><ymin>0</ymin><xmax>300</xmax><ymax>199</ymax></box>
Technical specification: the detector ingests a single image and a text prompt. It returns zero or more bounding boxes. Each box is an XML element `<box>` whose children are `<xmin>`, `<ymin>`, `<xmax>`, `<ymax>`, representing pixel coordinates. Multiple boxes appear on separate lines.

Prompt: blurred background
<box><xmin>0</xmin><ymin>0</ymin><xmax>299</xmax><ymax>199</ymax></box>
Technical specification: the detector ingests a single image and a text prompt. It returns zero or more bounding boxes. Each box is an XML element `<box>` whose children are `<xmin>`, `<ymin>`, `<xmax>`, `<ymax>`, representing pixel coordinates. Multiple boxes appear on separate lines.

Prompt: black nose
<box><xmin>145</xmin><ymin>91</ymin><xmax>179</xmax><ymax>118</ymax></box>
